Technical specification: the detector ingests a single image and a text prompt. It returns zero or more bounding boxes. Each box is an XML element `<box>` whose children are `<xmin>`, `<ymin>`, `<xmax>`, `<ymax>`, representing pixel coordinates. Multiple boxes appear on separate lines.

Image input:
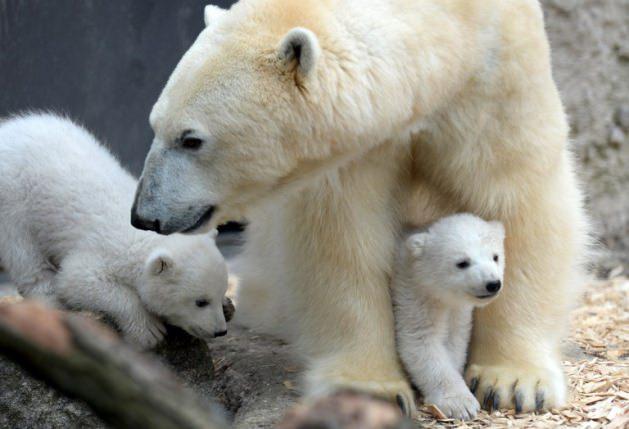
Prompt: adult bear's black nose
<box><xmin>130</xmin><ymin>182</ymin><xmax>162</xmax><ymax>233</ymax></box>
<box><xmin>486</xmin><ymin>280</ymin><xmax>502</xmax><ymax>294</ymax></box>
<box><xmin>131</xmin><ymin>209</ymin><xmax>161</xmax><ymax>233</ymax></box>
<box><xmin>214</xmin><ymin>330</ymin><xmax>227</xmax><ymax>337</ymax></box>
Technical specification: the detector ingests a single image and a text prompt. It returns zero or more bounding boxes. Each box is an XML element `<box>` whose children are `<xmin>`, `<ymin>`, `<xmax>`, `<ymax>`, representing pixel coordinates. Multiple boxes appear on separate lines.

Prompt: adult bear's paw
<box><xmin>304</xmin><ymin>366</ymin><xmax>416</xmax><ymax>416</ymax></box>
<box><xmin>465</xmin><ymin>363</ymin><xmax>566</xmax><ymax>413</ymax></box>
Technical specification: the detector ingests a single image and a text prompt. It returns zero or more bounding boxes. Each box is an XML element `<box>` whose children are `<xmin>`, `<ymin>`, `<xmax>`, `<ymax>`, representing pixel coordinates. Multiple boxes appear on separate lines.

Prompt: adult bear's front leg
<box><xmin>466</xmin><ymin>181</ymin><xmax>588</xmax><ymax>412</ymax></box>
<box><xmin>284</xmin><ymin>158</ymin><xmax>413</xmax><ymax>413</ymax></box>
<box><xmin>234</xmin><ymin>204</ymin><xmax>414</xmax><ymax>412</ymax></box>
<box><xmin>297</xmin><ymin>256</ymin><xmax>413</xmax><ymax>413</ymax></box>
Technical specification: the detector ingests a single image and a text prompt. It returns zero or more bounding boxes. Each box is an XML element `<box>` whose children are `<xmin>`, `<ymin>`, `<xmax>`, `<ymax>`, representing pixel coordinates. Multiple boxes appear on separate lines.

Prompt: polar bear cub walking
<box><xmin>0</xmin><ymin>113</ymin><xmax>229</xmax><ymax>349</ymax></box>
<box><xmin>393</xmin><ymin>214</ymin><xmax>505</xmax><ymax>419</ymax></box>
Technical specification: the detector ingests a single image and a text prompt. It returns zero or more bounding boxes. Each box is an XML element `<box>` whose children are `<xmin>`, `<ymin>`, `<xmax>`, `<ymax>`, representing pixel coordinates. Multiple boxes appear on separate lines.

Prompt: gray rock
<box><xmin>0</xmin><ymin>356</ymin><xmax>103</xmax><ymax>429</ymax></box>
<box><xmin>615</xmin><ymin>105</ymin><xmax>629</xmax><ymax>130</ymax></box>
<box><xmin>609</xmin><ymin>126</ymin><xmax>626</xmax><ymax>149</ymax></box>
<box><xmin>542</xmin><ymin>0</ymin><xmax>629</xmax><ymax>268</ymax></box>
<box><xmin>0</xmin><ymin>325</ymin><xmax>215</xmax><ymax>429</ymax></box>
<box><xmin>207</xmin><ymin>326</ymin><xmax>300</xmax><ymax>429</ymax></box>
<box><xmin>0</xmin><ymin>321</ymin><xmax>298</xmax><ymax>429</ymax></box>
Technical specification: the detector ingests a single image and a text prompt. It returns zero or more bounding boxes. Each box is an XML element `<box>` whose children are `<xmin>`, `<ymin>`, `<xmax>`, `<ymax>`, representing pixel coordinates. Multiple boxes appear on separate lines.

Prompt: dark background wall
<box><xmin>0</xmin><ymin>0</ymin><xmax>235</xmax><ymax>175</ymax></box>
<box><xmin>0</xmin><ymin>0</ymin><xmax>238</xmax><ymax>283</ymax></box>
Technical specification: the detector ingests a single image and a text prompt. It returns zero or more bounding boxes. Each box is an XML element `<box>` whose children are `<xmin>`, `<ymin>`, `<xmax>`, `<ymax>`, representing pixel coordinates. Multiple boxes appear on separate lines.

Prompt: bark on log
<box><xmin>0</xmin><ymin>301</ymin><xmax>228</xmax><ymax>429</ymax></box>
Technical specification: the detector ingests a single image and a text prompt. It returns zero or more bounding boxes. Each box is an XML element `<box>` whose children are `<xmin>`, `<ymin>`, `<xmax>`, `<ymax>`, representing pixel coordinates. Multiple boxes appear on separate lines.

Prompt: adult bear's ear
<box><xmin>406</xmin><ymin>233</ymin><xmax>429</xmax><ymax>258</ymax></box>
<box><xmin>278</xmin><ymin>27</ymin><xmax>320</xmax><ymax>77</ymax></box>
<box><xmin>204</xmin><ymin>4</ymin><xmax>226</xmax><ymax>27</ymax></box>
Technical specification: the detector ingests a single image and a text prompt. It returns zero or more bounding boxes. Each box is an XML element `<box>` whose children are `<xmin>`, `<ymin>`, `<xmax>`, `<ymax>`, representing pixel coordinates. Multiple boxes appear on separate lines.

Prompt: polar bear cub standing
<box><xmin>393</xmin><ymin>214</ymin><xmax>505</xmax><ymax>419</ymax></box>
<box><xmin>0</xmin><ymin>113</ymin><xmax>228</xmax><ymax>349</ymax></box>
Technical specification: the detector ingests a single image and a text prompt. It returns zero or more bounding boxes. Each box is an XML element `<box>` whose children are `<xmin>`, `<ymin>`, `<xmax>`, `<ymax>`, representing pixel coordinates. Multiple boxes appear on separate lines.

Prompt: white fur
<box><xmin>204</xmin><ymin>4</ymin><xmax>227</xmax><ymax>27</ymax></box>
<box><xmin>393</xmin><ymin>214</ymin><xmax>505</xmax><ymax>419</ymax></box>
<box><xmin>0</xmin><ymin>113</ymin><xmax>228</xmax><ymax>349</ymax></box>
<box><xmin>134</xmin><ymin>0</ymin><xmax>590</xmax><ymax>411</ymax></box>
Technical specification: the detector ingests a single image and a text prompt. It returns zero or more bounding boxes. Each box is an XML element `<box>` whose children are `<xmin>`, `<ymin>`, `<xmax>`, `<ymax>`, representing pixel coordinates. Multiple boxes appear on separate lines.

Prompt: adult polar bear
<box><xmin>131</xmin><ymin>0</ymin><xmax>589</xmax><ymax>413</ymax></box>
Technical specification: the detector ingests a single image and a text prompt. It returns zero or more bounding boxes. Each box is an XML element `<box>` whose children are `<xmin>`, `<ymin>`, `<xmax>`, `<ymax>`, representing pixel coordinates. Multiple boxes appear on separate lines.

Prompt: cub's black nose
<box><xmin>486</xmin><ymin>280</ymin><xmax>502</xmax><ymax>294</ymax></box>
<box><xmin>131</xmin><ymin>211</ymin><xmax>161</xmax><ymax>233</ymax></box>
<box><xmin>214</xmin><ymin>330</ymin><xmax>227</xmax><ymax>337</ymax></box>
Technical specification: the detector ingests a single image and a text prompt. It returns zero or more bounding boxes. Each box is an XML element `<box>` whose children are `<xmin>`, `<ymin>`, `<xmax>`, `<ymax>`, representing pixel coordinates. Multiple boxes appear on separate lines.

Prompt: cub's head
<box><xmin>138</xmin><ymin>232</ymin><xmax>229</xmax><ymax>340</ymax></box>
<box><xmin>405</xmin><ymin>214</ymin><xmax>505</xmax><ymax>307</ymax></box>
<box><xmin>131</xmin><ymin>1</ymin><xmax>389</xmax><ymax>235</ymax></box>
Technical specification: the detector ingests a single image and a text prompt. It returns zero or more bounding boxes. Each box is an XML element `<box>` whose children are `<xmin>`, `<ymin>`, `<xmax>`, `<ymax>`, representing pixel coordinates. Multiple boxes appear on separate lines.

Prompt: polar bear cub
<box><xmin>393</xmin><ymin>214</ymin><xmax>505</xmax><ymax>419</ymax></box>
<box><xmin>0</xmin><ymin>113</ymin><xmax>228</xmax><ymax>349</ymax></box>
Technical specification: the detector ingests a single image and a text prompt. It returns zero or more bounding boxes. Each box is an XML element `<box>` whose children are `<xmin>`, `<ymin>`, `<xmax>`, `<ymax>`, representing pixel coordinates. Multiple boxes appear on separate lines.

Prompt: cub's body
<box><xmin>393</xmin><ymin>214</ymin><xmax>505</xmax><ymax>419</ymax></box>
<box><xmin>0</xmin><ymin>114</ymin><xmax>228</xmax><ymax>348</ymax></box>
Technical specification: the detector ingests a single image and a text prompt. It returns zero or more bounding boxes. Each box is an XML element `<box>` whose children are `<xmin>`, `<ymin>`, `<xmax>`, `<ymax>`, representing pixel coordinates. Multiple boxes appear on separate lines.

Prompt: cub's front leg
<box><xmin>399</xmin><ymin>330</ymin><xmax>480</xmax><ymax>420</ymax></box>
<box><xmin>54</xmin><ymin>254</ymin><xmax>166</xmax><ymax>349</ymax></box>
<box><xmin>396</xmin><ymin>304</ymin><xmax>480</xmax><ymax>420</ymax></box>
<box><xmin>445</xmin><ymin>308</ymin><xmax>474</xmax><ymax>374</ymax></box>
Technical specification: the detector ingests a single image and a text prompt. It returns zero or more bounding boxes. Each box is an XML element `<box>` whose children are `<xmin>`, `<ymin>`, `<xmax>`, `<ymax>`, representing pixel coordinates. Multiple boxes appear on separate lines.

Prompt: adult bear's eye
<box><xmin>182</xmin><ymin>136</ymin><xmax>203</xmax><ymax>150</ymax></box>
<box><xmin>456</xmin><ymin>259</ymin><xmax>471</xmax><ymax>269</ymax></box>
<box><xmin>180</xmin><ymin>131</ymin><xmax>203</xmax><ymax>150</ymax></box>
<box><xmin>195</xmin><ymin>298</ymin><xmax>211</xmax><ymax>308</ymax></box>
<box><xmin>493</xmin><ymin>254</ymin><xmax>499</xmax><ymax>263</ymax></box>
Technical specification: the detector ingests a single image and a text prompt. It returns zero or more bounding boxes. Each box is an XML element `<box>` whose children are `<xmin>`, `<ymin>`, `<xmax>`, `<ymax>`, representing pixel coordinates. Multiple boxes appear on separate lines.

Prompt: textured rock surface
<box><xmin>542</xmin><ymin>0</ymin><xmax>629</xmax><ymax>267</ymax></box>
<box><xmin>0</xmin><ymin>325</ymin><xmax>213</xmax><ymax>429</ymax></box>
<box><xmin>0</xmin><ymin>357</ymin><xmax>103</xmax><ymax>429</ymax></box>
<box><xmin>207</xmin><ymin>327</ymin><xmax>300</xmax><ymax>429</ymax></box>
<box><xmin>0</xmin><ymin>323</ymin><xmax>298</xmax><ymax>428</ymax></box>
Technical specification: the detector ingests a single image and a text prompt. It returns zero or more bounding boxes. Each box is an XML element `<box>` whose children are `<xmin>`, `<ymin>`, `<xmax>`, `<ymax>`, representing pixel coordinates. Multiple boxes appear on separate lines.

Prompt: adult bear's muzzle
<box><xmin>130</xmin><ymin>178</ymin><xmax>165</xmax><ymax>234</ymax></box>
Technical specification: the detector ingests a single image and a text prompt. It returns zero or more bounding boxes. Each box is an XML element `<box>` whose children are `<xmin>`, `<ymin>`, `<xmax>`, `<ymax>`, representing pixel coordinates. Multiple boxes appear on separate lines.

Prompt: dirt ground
<box><xmin>415</xmin><ymin>273</ymin><xmax>629</xmax><ymax>428</ymax></box>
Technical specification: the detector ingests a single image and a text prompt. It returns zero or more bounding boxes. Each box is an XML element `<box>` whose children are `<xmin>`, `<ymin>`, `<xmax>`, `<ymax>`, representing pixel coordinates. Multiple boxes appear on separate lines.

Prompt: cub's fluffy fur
<box><xmin>0</xmin><ymin>113</ymin><xmax>228</xmax><ymax>348</ymax></box>
<box><xmin>393</xmin><ymin>214</ymin><xmax>505</xmax><ymax>419</ymax></box>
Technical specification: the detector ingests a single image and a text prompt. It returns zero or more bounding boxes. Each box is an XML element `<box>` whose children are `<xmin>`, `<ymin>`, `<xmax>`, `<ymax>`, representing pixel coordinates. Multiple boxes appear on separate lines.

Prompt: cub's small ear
<box><xmin>406</xmin><ymin>233</ymin><xmax>429</xmax><ymax>258</ymax></box>
<box><xmin>204</xmin><ymin>4</ymin><xmax>226</xmax><ymax>27</ymax></box>
<box><xmin>278</xmin><ymin>27</ymin><xmax>320</xmax><ymax>77</ymax></box>
<box><xmin>146</xmin><ymin>251</ymin><xmax>175</xmax><ymax>276</ymax></box>
<box><xmin>489</xmin><ymin>220</ymin><xmax>505</xmax><ymax>241</ymax></box>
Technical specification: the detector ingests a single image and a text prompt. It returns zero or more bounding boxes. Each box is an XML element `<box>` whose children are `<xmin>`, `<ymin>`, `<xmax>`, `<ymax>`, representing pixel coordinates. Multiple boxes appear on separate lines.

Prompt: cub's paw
<box><xmin>305</xmin><ymin>371</ymin><xmax>416</xmax><ymax>417</ymax></box>
<box><xmin>123</xmin><ymin>313</ymin><xmax>167</xmax><ymax>349</ymax></box>
<box><xmin>465</xmin><ymin>363</ymin><xmax>566</xmax><ymax>412</ymax></box>
<box><xmin>425</xmin><ymin>387</ymin><xmax>480</xmax><ymax>420</ymax></box>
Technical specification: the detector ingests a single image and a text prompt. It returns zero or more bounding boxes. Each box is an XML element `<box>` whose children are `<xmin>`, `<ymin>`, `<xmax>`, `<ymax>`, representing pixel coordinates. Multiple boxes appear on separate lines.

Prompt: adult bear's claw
<box><xmin>465</xmin><ymin>363</ymin><xmax>566</xmax><ymax>412</ymax></box>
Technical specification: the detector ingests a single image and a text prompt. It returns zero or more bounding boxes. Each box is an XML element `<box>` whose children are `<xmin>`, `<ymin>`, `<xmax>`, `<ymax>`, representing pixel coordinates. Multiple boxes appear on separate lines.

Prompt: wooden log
<box><xmin>278</xmin><ymin>391</ymin><xmax>416</xmax><ymax>429</ymax></box>
<box><xmin>0</xmin><ymin>301</ymin><xmax>228</xmax><ymax>429</ymax></box>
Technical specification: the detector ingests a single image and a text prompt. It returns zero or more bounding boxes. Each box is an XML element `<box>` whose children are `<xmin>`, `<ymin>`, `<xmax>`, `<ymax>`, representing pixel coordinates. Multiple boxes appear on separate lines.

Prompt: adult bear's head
<box><xmin>132</xmin><ymin>0</ymin><xmax>406</xmax><ymax>234</ymax></box>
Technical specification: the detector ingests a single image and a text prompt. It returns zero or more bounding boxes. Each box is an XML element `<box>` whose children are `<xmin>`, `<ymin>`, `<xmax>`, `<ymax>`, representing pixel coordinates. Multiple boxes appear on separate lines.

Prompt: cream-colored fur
<box><xmin>133</xmin><ymin>0</ymin><xmax>589</xmax><ymax>412</ymax></box>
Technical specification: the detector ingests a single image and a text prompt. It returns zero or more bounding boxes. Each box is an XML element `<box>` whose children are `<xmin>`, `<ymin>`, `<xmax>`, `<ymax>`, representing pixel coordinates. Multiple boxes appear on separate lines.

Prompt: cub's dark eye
<box><xmin>195</xmin><ymin>299</ymin><xmax>210</xmax><ymax>308</ymax></box>
<box><xmin>181</xmin><ymin>136</ymin><xmax>203</xmax><ymax>150</ymax></box>
<box><xmin>493</xmin><ymin>254</ymin><xmax>499</xmax><ymax>263</ymax></box>
<box><xmin>456</xmin><ymin>259</ymin><xmax>471</xmax><ymax>269</ymax></box>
